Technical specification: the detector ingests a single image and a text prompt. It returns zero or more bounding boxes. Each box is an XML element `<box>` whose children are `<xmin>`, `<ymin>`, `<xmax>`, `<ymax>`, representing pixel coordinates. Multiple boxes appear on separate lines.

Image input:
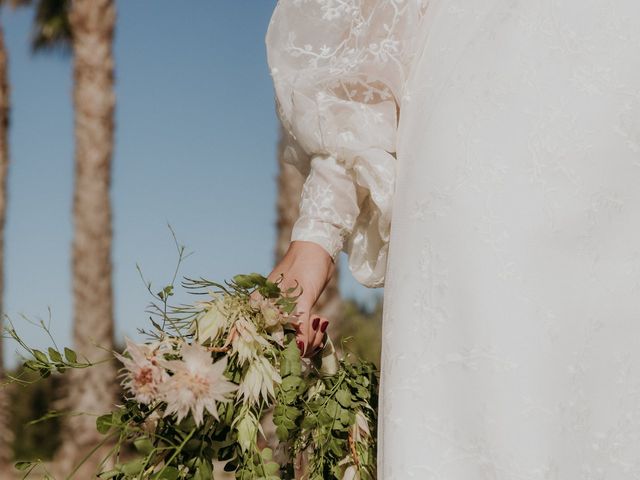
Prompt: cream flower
<box><xmin>251</xmin><ymin>296</ymin><xmax>281</xmax><ymax>328</ymax></box>
<box><xmin>342</xmin><ymin>465</ymin><xmax>360</xmax><ymax>480</ymax></box>
<box><xmin>249</xmin><ymin>295</ymin><xmax>293</xmax><ymax>329</ymax></box>
<box><xmin>159</xmin><ymin>342</ymin><xmax>238</xmax><ymax>426</ymax></box>
<box><xmin>229</xmin><ymin>318</ymin><xmax>270</xmax><ymax>366</ymax></box>
<box><xmin>235</xmin><ymin>411</ymin><xmax>259</xmax><ymax>453</ymax></box>
<box><xmin>114</xmin><ymin>337</ymin><xmax>168</xmax><ymax>405</ymax></box>
<box><xmin>193</xmin><ymin>299</ymin><xmax>228</xmax><ymax>343</ymax></box>
<box><xmin>237</xmin><ymin>356</ymin><xmax>282</xmax><ymax>406</ymax></box>
<box><xmin>352</xmin><ymin>410</ymin><xmax>371</xmax><ymax>442</ymax></box>
<box><xmin>337</xmin><ymin>456</ymin><xmax>362</xmax><ymax>480</ymax></box>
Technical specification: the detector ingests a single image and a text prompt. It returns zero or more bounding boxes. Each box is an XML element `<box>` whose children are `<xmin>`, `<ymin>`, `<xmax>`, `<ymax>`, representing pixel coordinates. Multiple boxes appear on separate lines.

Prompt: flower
<box><xmin>228</xmin><ymin>318</ymin><xmax>271</xmax><ymax>365</ymax></box>
<box><xmin>114</xmin><ymin>337</ymin><xmax>169</xmax><ymax>405</ymax></box>
<box><xmin>342</xmin><ymin>465</ymin><xmax>360</xmax><ymax>480</ymax></box>
<box><xmin>142</xmin><ymin>410</ymin><xmax>162</xmax><ymax>434</ymax></box>
<box><xmin>352</xmin><ymin>410</ymin><xmax>371</xmax><ymax>443</ymax></box>
<box><xmin>193</xmin><ymin>298</ymin><xmax>228</xmax><ymax>343</ymax></box>
<box><xmin>159</xmin><ymin>341</ymin><xmax>238</xmax><ymax>426</ymax></box>
<box><xmin>249</xmin><ymin>294</ymin><xmax>295</xmax><ymax>329</ymax></box>
<box><xmin>237</xmin><ymin>356</ymin><xmax>282</xmax><ymax>406</ymax></box>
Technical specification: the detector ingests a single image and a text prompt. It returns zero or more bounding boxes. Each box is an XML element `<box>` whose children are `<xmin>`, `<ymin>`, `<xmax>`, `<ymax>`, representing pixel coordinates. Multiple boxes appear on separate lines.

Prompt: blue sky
<box><xmin>2</xmin><ymin>1</ymin><xmax>380</xmax><ymax>367</ymax></box>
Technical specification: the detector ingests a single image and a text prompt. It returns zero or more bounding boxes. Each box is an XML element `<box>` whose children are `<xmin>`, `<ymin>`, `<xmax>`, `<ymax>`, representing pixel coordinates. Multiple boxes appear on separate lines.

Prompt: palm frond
<box><xmin>31</xmin><ymin>0</ymin><xmax>71</xmax><ymax>55</ymax></box>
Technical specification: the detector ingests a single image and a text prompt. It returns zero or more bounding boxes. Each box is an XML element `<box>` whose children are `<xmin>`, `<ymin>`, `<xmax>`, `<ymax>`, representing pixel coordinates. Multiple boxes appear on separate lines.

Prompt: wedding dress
<box><xmin>266</xmin><ymin>0</ymin><xmax>640</xmax><ymax>477</ymax></box>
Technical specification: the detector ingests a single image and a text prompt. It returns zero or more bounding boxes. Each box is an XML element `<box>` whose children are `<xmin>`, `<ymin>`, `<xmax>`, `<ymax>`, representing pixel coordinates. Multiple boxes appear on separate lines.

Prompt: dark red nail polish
<box><xmin>296</xmin><ymin>340</ymin><xmax>304</xmax><ymax>352</ymax></box>
<box><xmin>320</xmin><ymin>321</ymin><xmax>328</xmax><ymax>332</ymax></box>
<box><xmin>312</xmin><ymin>316</ymin><xmax>320</xmax><ymax>330</ymax></box>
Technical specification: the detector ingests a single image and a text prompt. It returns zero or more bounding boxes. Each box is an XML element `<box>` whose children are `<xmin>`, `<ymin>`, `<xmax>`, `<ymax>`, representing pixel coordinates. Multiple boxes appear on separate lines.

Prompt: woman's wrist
<box><xmin>290</xmin><ymin>217</ymin><xmax>344</xmax><ymax>262</ymax></box>
<box><xmin>289</xmin><ymin>239</ymin><xmax>335</xmax><ymax>265</ymax></box>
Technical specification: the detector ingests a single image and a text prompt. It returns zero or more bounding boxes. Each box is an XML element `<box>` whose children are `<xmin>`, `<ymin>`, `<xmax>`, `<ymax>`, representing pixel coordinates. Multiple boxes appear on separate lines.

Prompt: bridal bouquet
<box><xmin>8</xmin><ymin>273</ymin><xmax>378</xmax><ymax>480</ymax></box>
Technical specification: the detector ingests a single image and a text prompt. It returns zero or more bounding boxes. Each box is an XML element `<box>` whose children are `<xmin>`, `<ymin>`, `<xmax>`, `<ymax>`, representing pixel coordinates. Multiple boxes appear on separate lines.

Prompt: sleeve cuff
<box><xmin>291</xmin><ymin>216</ymin><xmax>345</xmax><ymax>262</ymax></box>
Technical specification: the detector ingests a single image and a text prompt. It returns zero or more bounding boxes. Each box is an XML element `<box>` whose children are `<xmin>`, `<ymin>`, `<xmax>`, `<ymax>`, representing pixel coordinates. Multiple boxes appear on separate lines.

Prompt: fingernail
<box><xmin>320</xmin><ymin>321</ymin><xmax>328</xmax><ymax>333</ymax></box>
<box><xmin>296</xmin><ymin>340</ymin><xmax>304</xmax><ymax>352</ymax></box>
<box><xmin>312</xmin><ymin>316</ymin><xmax>320</xmax><ymax>330</ymax></box>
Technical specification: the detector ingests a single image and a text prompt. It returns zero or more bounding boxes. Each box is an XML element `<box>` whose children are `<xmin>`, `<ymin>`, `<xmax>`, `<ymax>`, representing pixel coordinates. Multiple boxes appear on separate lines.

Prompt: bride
<box><xmin>265</xmin><ymin>0</ymin><xmax>640</xmax><ymax>477</ymax></box>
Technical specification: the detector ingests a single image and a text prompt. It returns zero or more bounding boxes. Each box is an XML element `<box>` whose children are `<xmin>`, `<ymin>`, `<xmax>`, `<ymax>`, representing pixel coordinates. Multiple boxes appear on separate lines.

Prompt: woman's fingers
<box><xmin>315</xmin><ymin>317</ymin><xmax>329</xmax><ymax>350</ymax></box>
<box><xmin>294</xmin><ymin>296</ymin><xmax>315</xmax><ymax>357</ymax></box>
<box><xmin>251</xmin><ymin>278</ymin><xmax>328</xmax><ymax>358</ymax></box>
<box><xmin>309</xmin><ymin>315</ymin><xmax>328</xmax><ymax>353</ymax></box>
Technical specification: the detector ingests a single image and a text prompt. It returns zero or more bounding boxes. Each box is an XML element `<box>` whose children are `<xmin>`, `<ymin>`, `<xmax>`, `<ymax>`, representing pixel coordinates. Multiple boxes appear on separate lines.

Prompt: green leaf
<box><xmin>261</xmin><ymin>447</ymin><xmax>273</xmax><ymax>460</ymax></box>
<box><xmin>121</xmin><ymin>458</ymin><xmax>145</xmax><ymax>476</ymax></box>
<box><xmin>280</xmin><ymin>375</ymin><xmax>302</xmax><ymax>393</ymax></box>
<box><xmin>24</xmin><ymin>360</ymin><xmax>39</xmax><ymax>371</ymax></box>
<box><xmin>284</xmin><ymin>406</ymin><xmax>301</xmax><ymax>420</ymax></box>
<box><xmin>48</xmin><ymin>347</ymin><xmax>63</xmax><ymax>363</ymax></box>
<box><xmin>195</xmin><ymin>459</ymin><xmax>213</xmax><ymax>479</ymax></box>
<box><xmin>328</xmin><ymin>437</ymin><xmax>344</xmax><ymax>456</ymax></box>
<box><xmin>325</xmin><ymin>399</ymin><xmax>339</xmax><ymax>418</ymax></box>
<box><xmin>275</xmin><ymin>425</ymin><xmax>288</xmax><ymax>441</ymax></box>
<box><xmin>301</xmin><ymin>415</ymin><xmax>317</xmax><ymax>429</ymax></box>
<box><xmin>133</xmin><ymin>437</ymin><xmax>154</xmax><ymax>455</ymax></box>
<box><xmin>96</xmin><ymin>413</ymin><xmax>113</xmax><ymax>434</ymax></box>
<box><xmin>280</xmin><ymin>417</ymin><xmax>296</xmax><ymax>430</ymax></box>
<box><xmin>64</xmin><ymin>347</ymin><xmax>77</xmax><ymax>363</ymax></box>
<box><xmin>14</xmin><ymin>461</ymin><xmax>33</xmax><ymax>471</ymax></box>
<box><xmin>153</xmin><ymin>466</ymin><xmax>179</xmax><ymax>480</ymax></box>
<box><xmin>336</xmin><ymin>389</ymin><xmax>352</xmax><ymax>408</ymax></box>
<box><xmin>339</xmin><ymin>408</ymin><xmax>351</xmax><ymax>427</ymax></box>
<box><xmin>264</xmin><ymin>460</ymin><xmax>280</xmax><ymax>476</ymax></box>
<box><xmin>259</xmin><ymin>281</ymin><xmax>281</xmax><ymax>298</ymax></box>
<box><xmin>33</xmin><ymin>349</ymin><xmax>48</xmax><ymax>364</ymax></box>
<box><xmin>233</xmin><ymin>273</ymin><xmax>265</xmax><ymax>289</ymax></box>
<box><xmin>97</xmin><ymin>470</ymin><xmax>121</xmax><ymax>479</ymax></box>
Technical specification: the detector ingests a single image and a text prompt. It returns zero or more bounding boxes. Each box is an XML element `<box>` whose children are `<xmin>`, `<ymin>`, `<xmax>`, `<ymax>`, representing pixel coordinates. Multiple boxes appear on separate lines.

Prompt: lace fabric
<box><xmin>265</xmin><ymin>0</ymin><xmax>424</xmax><ymax>288</ymax></box>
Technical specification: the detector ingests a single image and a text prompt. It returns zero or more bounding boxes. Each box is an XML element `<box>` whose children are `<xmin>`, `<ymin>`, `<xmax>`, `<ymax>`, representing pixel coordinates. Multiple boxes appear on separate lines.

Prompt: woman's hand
<box><xmin>265</xmin><ymin>240</ymin><xmax>335</xmax><ymax>357</ymax></box>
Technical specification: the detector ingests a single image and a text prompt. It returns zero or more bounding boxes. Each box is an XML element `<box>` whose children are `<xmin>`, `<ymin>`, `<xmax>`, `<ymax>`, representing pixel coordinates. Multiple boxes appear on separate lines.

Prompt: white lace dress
<box><xmin>266</xmin><ymin>0</ymin><xmax>640</xmax><ymax>477</ymax></box>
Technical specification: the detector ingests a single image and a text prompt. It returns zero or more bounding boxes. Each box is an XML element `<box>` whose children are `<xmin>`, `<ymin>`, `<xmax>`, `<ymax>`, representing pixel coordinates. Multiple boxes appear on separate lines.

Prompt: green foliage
<box><xmin>8</xmin><ymin>367</ymin><xmax>62</xmax><ymax>461</ymax></box>
<box><xmin>334</xmin><ymin>298</ymin><xmax>383</xmax><ymax>368</ymax></box>
<box><xmin>31</xmin><ymin>0</ymin><xmax>72</xmax><ymax>54</ymax></box>
<box><xmin>6</xmin><ymin>257</ymin><xmax>381</xmax><ymax>478</ymax></box>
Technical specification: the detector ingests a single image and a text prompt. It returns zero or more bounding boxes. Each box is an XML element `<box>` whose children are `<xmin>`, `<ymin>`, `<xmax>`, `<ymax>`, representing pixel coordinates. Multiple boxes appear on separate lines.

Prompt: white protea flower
<box><xmin>229</xmin><ymin>318</ymin><xmax>271</xmax><ymax>366</ymax></box>
<box><xmin>193</xmin><ymin>298</ymin><xmax>228</xmax><ymax>343</ymax></box>
<box><xmin>159</xmin><ymin>341</ymin><xmax>238</xmax><ymax>426</ymax></box>
<box><xmin>237</xmin><ymin>356</ymin><xmax>282</xmax><ymax>406</ymax></box>
<box><xmin>114</xmin><ymin>337</ymin><xmax>169</xmax><ymax>405</ymax></box>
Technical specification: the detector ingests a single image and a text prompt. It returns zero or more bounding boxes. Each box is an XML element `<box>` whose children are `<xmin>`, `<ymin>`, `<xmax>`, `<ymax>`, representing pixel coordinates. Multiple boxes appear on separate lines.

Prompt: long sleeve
<box><xmin>265</xmin><ymin>0</ymin><xmax>423</xmax><ymax>288</ymax></box>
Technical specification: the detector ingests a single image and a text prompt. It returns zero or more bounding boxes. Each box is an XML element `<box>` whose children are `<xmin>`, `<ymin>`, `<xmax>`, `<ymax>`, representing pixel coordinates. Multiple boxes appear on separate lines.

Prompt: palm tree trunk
<box><xmin>0</xmin><ymin>19</ymin><xmax>14</xmax><ymax>475</ymax></box>
<box><xmin>55</xmin><ymin>0</ymin><xmax>117</xmax><ymax>475</ymax></box>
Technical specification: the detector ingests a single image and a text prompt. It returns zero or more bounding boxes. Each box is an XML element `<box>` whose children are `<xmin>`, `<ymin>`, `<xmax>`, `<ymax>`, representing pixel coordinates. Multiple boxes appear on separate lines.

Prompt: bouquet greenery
<box><xmin>7</xmin><ymin>271</ymin><xmax>378</xmax><ymax>479</ymax></box>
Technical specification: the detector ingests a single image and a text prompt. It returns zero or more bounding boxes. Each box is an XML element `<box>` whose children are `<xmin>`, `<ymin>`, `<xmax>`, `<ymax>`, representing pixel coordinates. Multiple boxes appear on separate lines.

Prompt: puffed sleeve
<box><xmin>265</xmin><ymin>0</ymin><xmax>422</xmax><ymax>288</ymax></box>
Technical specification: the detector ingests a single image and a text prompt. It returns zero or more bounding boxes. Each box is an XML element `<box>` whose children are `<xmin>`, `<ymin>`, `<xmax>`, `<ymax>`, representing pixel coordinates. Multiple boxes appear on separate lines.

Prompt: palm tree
<box><xmin>0</xmin><ymin>0</ymin><xmax>41</xmax><ymax>470</ymax></box>
<box><xmin>51</xmin><ymin>0</ymin><xmax>118</xmax><ymax>475</ymax></box>
<box><xmin>0</xmin><ymin>8</ymin><xmax>13</xmax><ymax>473</ymax></box>
<box><xmin>0</xmin><ymin>2</ymin><xmax>71</xmax><ymax>474</ymax></box>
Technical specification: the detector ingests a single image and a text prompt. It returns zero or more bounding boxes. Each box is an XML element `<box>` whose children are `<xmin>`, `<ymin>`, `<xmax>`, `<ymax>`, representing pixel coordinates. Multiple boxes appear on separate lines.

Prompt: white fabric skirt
<box><xmin>378</xmin><ymin>1</ymin><xmax>640</xmax><ymax>477</ymax></box>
